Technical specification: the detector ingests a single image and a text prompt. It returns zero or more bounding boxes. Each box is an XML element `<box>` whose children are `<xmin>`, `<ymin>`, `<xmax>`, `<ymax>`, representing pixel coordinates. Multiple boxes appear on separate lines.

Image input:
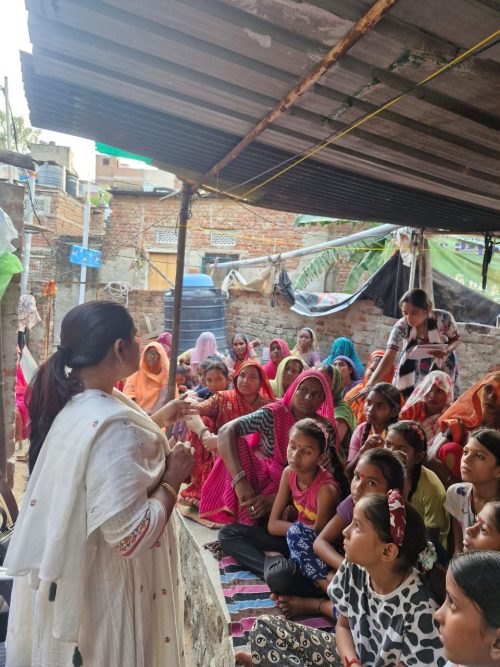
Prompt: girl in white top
<box><xmin>435</xmin><ymin>550</ymin><xmax>500</xmax><ymax>667</ymax></box>
<box><xmin>445</xmin><ymin>429</ymin><xmax>500</xmax><ymax>554</ymax></box>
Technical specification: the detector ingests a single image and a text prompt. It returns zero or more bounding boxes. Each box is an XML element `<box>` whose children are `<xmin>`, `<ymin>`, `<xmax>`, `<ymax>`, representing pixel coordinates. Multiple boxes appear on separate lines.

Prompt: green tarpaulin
<box><xmin>0</xmin><ymin>252</ymin><xmax>23</xmax><ymax>301</ymax></box>
<box><xmin>95</xmin><ymin>142</ymin><xmax>153</xmax><ymax>164</ymax></box>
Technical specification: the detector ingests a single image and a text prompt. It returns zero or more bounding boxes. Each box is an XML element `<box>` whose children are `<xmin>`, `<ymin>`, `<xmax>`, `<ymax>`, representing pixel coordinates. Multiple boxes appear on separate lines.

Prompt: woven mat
<box><xmin>219</xmin><ymin>556</ymin><xmax>334</xmax><ymax>652</ymax></box>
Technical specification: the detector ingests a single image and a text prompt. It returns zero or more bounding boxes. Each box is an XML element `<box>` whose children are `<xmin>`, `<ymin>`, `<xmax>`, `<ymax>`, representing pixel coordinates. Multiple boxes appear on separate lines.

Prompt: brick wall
<box><xmin>0</xmin><ymin>182</ymin><xmax>24</xmax><ymax>482</ymax></box>
<box><xmin>226</xmin><ymin>290</ymin><xmax>500</xmax><ymax>392</ymax></box>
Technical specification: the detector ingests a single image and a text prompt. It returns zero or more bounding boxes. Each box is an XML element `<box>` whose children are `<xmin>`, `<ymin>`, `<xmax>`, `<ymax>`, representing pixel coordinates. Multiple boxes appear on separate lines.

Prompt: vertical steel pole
<box><xmin>4</xmin><ymin>77</ymin><xmax>13</xmax><ymax>183</ymax></box>
<box><xmin>20</xmin><ymin>174</ymin><xmax>36</xmax><ymax>294</ymax></box>
<box><xmin>78</xmin><ymin>185</ymin><xmax>91</xmax><ymax>304</ymax></box>
<box><xmin>167</xmin><ymin>182</ymin><xmax>191</xmax><ymax>400</ymax></box>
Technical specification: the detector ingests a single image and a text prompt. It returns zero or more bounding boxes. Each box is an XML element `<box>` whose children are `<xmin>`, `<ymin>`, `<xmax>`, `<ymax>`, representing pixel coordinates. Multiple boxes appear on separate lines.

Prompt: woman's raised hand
<box><xmin>361</xmin><ymin>433</ymin><xmax>385</xmax><ymax>453</ymax></box>
<box><xmin>164</xmin><ymin>441</ymin><xmax>195</xmax><ymax>486</ymax></box>
<box><xmin>154</xmin><ymin>398</ymin><xmax>199</xmax><ymax>427</ymax></box>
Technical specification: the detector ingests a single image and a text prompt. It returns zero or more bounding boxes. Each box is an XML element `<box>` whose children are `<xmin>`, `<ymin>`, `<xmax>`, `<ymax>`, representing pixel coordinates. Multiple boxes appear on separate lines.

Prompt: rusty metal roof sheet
<box><xmin>22</xmin><ymin>0</ymin><xmax>500</xmax><ymax>232</ymax></box>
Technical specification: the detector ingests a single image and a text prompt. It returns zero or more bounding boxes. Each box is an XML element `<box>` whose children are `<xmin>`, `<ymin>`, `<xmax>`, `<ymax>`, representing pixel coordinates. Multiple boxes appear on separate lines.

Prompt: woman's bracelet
<box><xmin>199</xmin><ymin>426</ymin><xmax>211</xmax><ymax>440</ymax></box>
<box><xmin>231</xmin><ymin>470</ymin><xmax>246</xmax><ymax>489</ymax></box>
<box><xmin>161</xmin><ymin>481</ymin><xmax>178</xmax><ymax>503</ymax></box>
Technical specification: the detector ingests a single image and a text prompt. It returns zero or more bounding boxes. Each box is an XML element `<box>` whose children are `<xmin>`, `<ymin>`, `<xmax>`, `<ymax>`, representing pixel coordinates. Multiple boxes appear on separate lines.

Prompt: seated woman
<box><xmin>270</xmin><ymin>356</ymin><xmax>307</xmax><ymax>399</ymax></box>
<box><xmin>199</xmin><ymin>369</ymin><xmax>337</xmax><ymax>525</ymax></box>
<box><xmin>262</xmin><ymin>338</ymin><xmax>290</xmax><ymax>381</ymax></box>
<box><xmin>399</xmin><ymin>370</ymin><xmax>454</xmax><ymax>442</ymax></box>
<box><xmin>320</xmin><ymin>364</ymin><xmax>357</xmax><ymax>461</ymax></box>
<box><xmin>428</xmin><ymin>371</ymin><xmax>500</xmax><ymax>485</ymax></box>
<box><xmin>225</xmin><ymin>333</ymin><xmax>260</xmax><ymax>377</ymax></box>
<box><xmin>344</xmin><ymin>349</ymin><xmax>395</xmax><ymax>423</ymax></box>
<box><xmin>333</xmin><ymin>355</ymin><xmax>363</xmax><ymax>397</ymax></box>
<box><xmin>322</xmin><ymin>336</ymin><xmax>364</xmax><ymax>378</ymax></box>
<box><xmin>290</xmin><ymin>328</ymin><xmax>321</xmax><ymax>368</ymax></box>
<box><xmin>123</xmin><ymin>341</ymin><xmax>171</xmax><ymax>414</ymax></box>
<box><xmin>181</xmin><ymin>361</ymin><xmax>274</xmax><ymax>506</ymax></box>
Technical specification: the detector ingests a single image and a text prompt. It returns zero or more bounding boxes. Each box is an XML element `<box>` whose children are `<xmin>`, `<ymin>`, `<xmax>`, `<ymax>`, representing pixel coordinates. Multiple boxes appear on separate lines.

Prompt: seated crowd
<box><xmin>120</xmin><ymin>287</ymin><xmax>500</xmax><ymax>667</ymax></box>
<box><xmin>12</xmin><ymin>290</ymin><xmax>498</xmax><ymax>667</ymax></box>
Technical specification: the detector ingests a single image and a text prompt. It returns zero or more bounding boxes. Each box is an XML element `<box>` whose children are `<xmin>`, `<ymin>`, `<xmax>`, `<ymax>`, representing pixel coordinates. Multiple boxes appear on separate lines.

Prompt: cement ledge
<box><xmin>178</xmin><ymin>511</ymin><xmax>234</xmax><ymax>667</ymax></box>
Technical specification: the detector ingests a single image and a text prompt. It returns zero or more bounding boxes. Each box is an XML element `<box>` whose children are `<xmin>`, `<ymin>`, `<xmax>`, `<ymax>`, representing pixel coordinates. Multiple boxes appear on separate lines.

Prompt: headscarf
<box><xmin>157</xmin><ymin>331</ymin><xmax>172</xmax><ymax>358</ymax></box>
<box><xmin>282</xmin><ymin>369</ymin><xmax>334</xmax><ymax>421</ymax></box>
<box><xmin>270</xmin><ymin>355</ymin><xmax>307</xmax><ymax>398</ymax></box>
<box><xmin>234</xmin><ymin>359</ymin><xmax>275</xmax><ymax>403</ymax></box>
<box><xmin>190</xmin><ymin>332</ymin><xmax>223</xmax><ymax>370</ymax></box>
<box><xmin>123</xmin><ymin>341</ymin><xmax>170</xmax><ymax>413</ymax></box>
<box><xmin>227</xmin><ymin>333</ymin><xmax>253</xmax><ymax>362</ymax></box>
<box><xmin>439</xmin><ymin>371</ymin><xmax>500</xmax><ymax>442</ymax></box>
<box><xmin>262</xmin><ymin>338</ymin><xmax>290</xmax><ymax>380</ymax></box>
<box><xmin>326</xmin><ymin>364</ymin><xmax>357</xmax><ymax>434</ymax></box>
<box><xmin>291</xmin><ymin>327</ymin><xmax>319</xmax><ymax>365</ymax></box>
<box><xmin>333</xmin><ymin>355</ymin><xmax>362</xmax><ymax>396</ymax></box>
<box><xmin>400</xmin><ymin>371</ymin><xmax>453</xmax><ymax>440</ymax></box>
<box><xmin>345</xmin><ymin>350</ymin><xmax>394</xmax><ymax>423</ymax></box>
<box><xmin>323</xmin><ymin>337</ymin><xmax>364</xmax><ymax>377</ymax></box>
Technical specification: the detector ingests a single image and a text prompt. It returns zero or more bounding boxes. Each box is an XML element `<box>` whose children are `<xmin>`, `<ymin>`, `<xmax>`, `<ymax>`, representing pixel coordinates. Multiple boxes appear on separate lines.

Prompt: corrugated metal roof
<box><xmin>22</xmin><ymin>0</ymin><xmax>500</xmax><ymax>231</ymax></box>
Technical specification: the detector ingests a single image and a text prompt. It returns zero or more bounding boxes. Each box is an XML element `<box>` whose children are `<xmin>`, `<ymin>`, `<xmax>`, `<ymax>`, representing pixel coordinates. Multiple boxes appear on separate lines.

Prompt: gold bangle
<box><xmin>161</xmin><ymin>481</ymin><xmax>178</xmax><ymax>503</ymax></box>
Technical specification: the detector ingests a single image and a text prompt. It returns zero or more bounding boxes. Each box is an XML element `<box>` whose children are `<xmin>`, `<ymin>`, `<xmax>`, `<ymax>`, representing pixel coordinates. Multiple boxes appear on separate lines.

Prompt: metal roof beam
<box><xmin>194</xmin><ymin>0</ymin><xmax>401</xmax><ymax>189</ymax></box>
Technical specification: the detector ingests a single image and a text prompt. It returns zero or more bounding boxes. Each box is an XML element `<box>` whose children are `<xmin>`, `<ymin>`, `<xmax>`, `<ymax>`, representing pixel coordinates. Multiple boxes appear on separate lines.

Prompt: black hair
<box><xmin>361</xmin><ymin>382</ymin><xmax>401</xmax><ymax>447</ymax></box>
<box><xmin>205</xmin><ymin>360</ymin><xmax>230</xmax><ymax>378</ymax></box>
<box><xmin>399</xmin><ymin>288</ymin><xmax>433</xmax><ymax>311</ymax></box>
<box><xmin>319</xmin><ymin>364</ymin><xmax>333</xmax><ymax>382</ymax></box>
<box><xmin>469</xmin><ymin>428</ymin><xmax>500</xmax><ymax>466</ymax></box>
<box><xmin>388</xmin><ymin>420</ymin><xmax>427</xmax><ymax>501</ymax></box>
<box><xmin>27</xmin><ymin>301</ymin><xmax>135</xmax><ymax>473</ymax></box>
<box><xmin>357</xmin><ymin>448</ymin><xmax>406</xmax><ymax>494</ymax></box>
<box><xmin>450</xmin><ymin>551</ymin><xmax>500</xmax><ymax>629</ymax></box>
<box><xmin>361</xmin><ymin>493</ymin><xmax>445</xmax><ymax>602</ymax></box>
<box><xmin>485</xmin><ymin>501</ymin><xmax>500</xmax><ymax>533</ymax></box>
<box><xmin>176</xmin><ymin>365</ymin><xmax>187</xmax><ymax>376</ymax></box>
<box><xmin>291</xmin><ymin>418</ymin><xmax>350</xmax><ymax>499</ymax></box>
<box><xmin>197</xmin><ymin>360</ymin><xmax>212</xmax><ymax>372</ymax></box>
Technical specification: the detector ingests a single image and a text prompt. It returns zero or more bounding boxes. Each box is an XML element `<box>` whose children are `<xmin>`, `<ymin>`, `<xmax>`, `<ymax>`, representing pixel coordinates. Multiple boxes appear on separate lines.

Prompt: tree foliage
<box><xmin>0</xmin><ymin>111</ymin><xmax>41</xmax><ymax>152</ymax></box>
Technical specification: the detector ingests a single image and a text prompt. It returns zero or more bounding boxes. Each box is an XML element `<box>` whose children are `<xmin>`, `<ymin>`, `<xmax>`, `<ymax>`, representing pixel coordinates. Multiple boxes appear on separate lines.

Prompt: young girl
<box><xmin>204</xmin><ymin>360</ymin><xmax>230</xmax><ymax>397</ymax></box>
<box><xmin>384</xmin><ymin>420</ymin><xmax>449</xmax><ymax>554</ymax></box>
<box><xmin>237</xmin><ymin>491</ymin><xmax>446</xmax><ymax>666</ymax></box>
<box><xmin>270</xmin><ymin>449</ymin><xmax>406</xmax><ymax>620</ymax></box>
<box><xmin>263</xmin><ymin>419</ymin><xmax>349</xmax><ymax>599</ymax></box>
<box><xmin>463</xmin><ymin>501</ymin><xmax>500</xmax><ymax>552</ymax></box>
<box><xmin>435</xmin><ymin>550</ymin><xmax>500</xmax><ymax>667</ymax></box>
<box><xmin>347</xmin><ymin>382</ymin><xmax>401</xmax><ymax>466</ymax></box>
<box><xmin>445</xmin><ymin>429</ymin><xmax>500</xmax><ymax>554</ymax></box>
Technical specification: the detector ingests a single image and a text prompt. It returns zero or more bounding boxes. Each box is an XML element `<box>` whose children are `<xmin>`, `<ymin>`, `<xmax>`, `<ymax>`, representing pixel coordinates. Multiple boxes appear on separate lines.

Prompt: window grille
<box><xmin>210</xmin><ymin>231</ymin><xmax>236</xmax><ymax>246</ymax></box>
<box><xmin>156</xmin><ymin>229</ymin><xmax>178</xmax><ymax>244</ymax></box>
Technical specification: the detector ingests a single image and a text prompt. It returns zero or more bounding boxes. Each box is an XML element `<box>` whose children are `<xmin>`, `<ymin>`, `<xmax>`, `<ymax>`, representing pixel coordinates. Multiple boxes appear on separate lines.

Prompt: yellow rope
<box><xmin>236</xmin><ymin>29</ymin><xmax>500</xmax><ymax>199</ymax></box>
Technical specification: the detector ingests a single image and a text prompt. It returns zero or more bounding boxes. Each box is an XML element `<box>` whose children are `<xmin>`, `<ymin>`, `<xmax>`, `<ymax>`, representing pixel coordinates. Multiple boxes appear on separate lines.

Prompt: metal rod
<box><xmin>20</xmin><ymin>174</ymin><xmax>36</xmax><ymax>294</ymax></box>
<box><xmin>78</xmin><ymin>185</ymin><xmax>91</xmax><ymax>304</ymax></box>
<box><xmin>195</xmin><ymin>0</ymin><xmax>400</xmax><ymax>190</ymax></box>
<box><xmin>408</xmin><ymin>228</ymin><xmax>418</xmax><ymax>289</ymax></box>
<box><xmin>3</xmin><ymin>77</ymin><xmax>13</xmax><ymax>183</ymax></box>
<box><xmin>211</xmin><ymin>223</ymin><xmax>400</xmax><ymax>269</ymax></box>
<box><xmin>167</xmin><ymin>182</ymin><xmax>191</xmax><ymax>400</ymax></box>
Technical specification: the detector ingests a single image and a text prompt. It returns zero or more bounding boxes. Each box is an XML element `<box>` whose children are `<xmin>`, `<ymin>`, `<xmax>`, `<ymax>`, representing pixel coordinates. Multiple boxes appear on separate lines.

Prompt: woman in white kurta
<box><xmin>5</xmin><ymin>301</ymin><xmax>196</xmax><ymax>667</ymax></box>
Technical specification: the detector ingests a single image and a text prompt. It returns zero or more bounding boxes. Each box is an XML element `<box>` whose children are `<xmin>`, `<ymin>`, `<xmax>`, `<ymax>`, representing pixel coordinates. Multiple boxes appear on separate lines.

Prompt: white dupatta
<box><xmin>5</xmin><ymin>389</ymin><xmax>168</xmax><ymax>643</ymax></box>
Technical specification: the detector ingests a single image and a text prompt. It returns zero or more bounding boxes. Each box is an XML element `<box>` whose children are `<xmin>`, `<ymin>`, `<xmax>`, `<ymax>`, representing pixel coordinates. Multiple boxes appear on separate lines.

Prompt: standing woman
<box><xmin>368</xmin><ymin>288</ymin><xmax>460</xmax><ymax>399</ymax></box>
<box><xmin>6</xmin><ymin>302</ymin><xmax>195</xmax><ymax>666</ymax></box>
<box><xmin>291</xmin><ymin>327</ymin><xmax>321</xmax><ymax>368</ymax></box>
<box><xmin>262</xmin><ymin>338</ymin><xmax>290</xmax><ymax>381</ymax></box>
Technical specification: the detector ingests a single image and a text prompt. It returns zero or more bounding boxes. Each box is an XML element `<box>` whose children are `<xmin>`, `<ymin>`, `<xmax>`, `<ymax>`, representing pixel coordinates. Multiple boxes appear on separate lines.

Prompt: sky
<box><xmin>0</xmin><ymin>1</ymin><xmax>152</xmax><ymax>180</ymax></box>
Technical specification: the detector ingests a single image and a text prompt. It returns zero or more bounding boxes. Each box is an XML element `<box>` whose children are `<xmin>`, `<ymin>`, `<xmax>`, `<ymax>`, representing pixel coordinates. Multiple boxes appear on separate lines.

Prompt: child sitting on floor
<box><xmin>445</xmin><ymin>428</ymin><xmax>500</xmax><ymax>554</ymax></box>
<box><xmin>237</xmin><ymin>490</ymin><xmax>446</xmax><ymax>666</ymax></box>
<box><xmin>463</xmin><ymin>501</ymin><xmax>500</xmax><ymax>552</ymax></box>
<box><xmin>435</xmin><ymin>550</ymin><xmax>500</xmax><ymax>667</ymax></box>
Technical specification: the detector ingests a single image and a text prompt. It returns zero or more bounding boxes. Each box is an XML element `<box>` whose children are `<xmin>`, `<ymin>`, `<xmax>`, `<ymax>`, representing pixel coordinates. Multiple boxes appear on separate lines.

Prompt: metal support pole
<box><xmin>167</xmin><ymin>182</ymin><xmax>191</xmax><ymax>400</ymax></box>
<box><xmin>20</xmin><ymin>174</ymin><xmax>36</xmax><ymax>294</ymax></box>
<box><xmin>408</xmin><ymin>228</ymin><xmax>418</xmax><ymax>289</ymax></box>
<box><xmin>78</xmin><ymin>185</ymin><xmax>91</xmax><ymax>304</ymax></box>
<box><xmin>3</xmin><ymin>77</ymin><xmax>13</xmax><ymax>183</ymax></box>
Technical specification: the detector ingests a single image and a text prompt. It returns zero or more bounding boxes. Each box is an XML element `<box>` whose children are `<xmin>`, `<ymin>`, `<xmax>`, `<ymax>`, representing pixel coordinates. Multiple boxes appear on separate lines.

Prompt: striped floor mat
<box><xmin>219</xmin><ymin>556</ymin><xmax>334</xmax><ymax>651</ymax></box>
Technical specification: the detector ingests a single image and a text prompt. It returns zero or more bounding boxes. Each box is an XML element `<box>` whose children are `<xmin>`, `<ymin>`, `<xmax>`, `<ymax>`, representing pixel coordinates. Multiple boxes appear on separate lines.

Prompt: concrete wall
<box><xmin>226</xmin><ymin>290</ymin><xmax>500</xmax><ymax>392</ymax></box>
